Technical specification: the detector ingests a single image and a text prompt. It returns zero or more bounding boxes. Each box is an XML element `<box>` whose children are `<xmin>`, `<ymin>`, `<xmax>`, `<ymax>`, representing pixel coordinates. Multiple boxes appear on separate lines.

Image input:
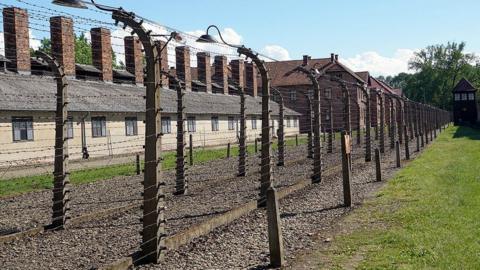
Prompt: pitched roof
<box><xmin>355</xmin><ymin>71</ymin><xmax>370</xmax><ymax>84</ymax></box>
<box><xmin>266</xmin><ymin>58</ymin><xmax>366</xmax><ymax>87</ymax></box>
<box><xmin>0</xmin><ymin>73</ymin><xmax>299</xmax><ymax>116</ymax></box>
<box><xmin>265</xmin><ymin>58</ymin><xmax>332</xmax><ymax>87</ymax></box>
<box><xmin>452</xmin><ymin>78</ymin><xmax>477</xmax><ymax>93</ymax></box>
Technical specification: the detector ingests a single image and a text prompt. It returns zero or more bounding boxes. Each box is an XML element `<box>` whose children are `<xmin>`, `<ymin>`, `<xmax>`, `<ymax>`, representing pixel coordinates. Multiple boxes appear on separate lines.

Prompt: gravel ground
<box><xmin>0</xmin><ymin>134</ymin><xmax>429</xmax><ymax>270</ymax></box>
<box><xmin>0</xmin><ymin>143</ymin><xmax>321</xmax><ymax>234</ymax></box>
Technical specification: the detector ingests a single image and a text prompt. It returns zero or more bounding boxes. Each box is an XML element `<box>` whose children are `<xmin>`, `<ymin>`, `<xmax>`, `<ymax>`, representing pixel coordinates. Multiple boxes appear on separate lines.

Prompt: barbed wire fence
<box><xmin>0</xmin><ymin>1</ymin><xmax>453</xmax><ymax>269</ymax></box>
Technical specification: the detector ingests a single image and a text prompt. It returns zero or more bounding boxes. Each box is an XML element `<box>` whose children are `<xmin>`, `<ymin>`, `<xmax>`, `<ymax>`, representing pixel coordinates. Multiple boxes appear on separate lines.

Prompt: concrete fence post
<box><xmin>189</xmin><ymin>133</ymin><xmax>193</xmax><ymax>166</ymax></box>
<box><xmin>36</xmin><ymin>51</ymin><xmax>70</xmax><ymax>230</ymax></box>
<box><xmin>112</xmin><ymin>11</ymin><xmax>168</xmax><ymax>262</ymax></box>
<box><xmin>327</xmin><ymin>100</ymin><xmax>334</xmax><ymax>154</ymax></box>
<box><xmin>404</xmin><ymin>125</ymin><xmax>410</xmax><ymax>160</ymax></box>
<box><xmin>395</xmin><ymin>141</ymin><xmax>401</xmax><ymax>168</ymax></box>
<box><xmin>305</xmin><ymin>95</ymin><xmax>313</xmax><ymax>158</ymax></box>
<box><xmin>361</xmin><ymin>87</ymin><xmax>371</xmax><ymax>162</ymax></box>
<box><xmin>273</xmin><ymin>89</ymin><xmax>284</xmax><ymax>167</ymax></box>
<box><xmin>266</xmin><ymin>186</ymin><xmax>285</xmax><ymax>268</ymax></box>
<box><xmin>375</xmin><ymin>148</ymin><xmax>382</xmax><ymax>182</ymax></box>
<box><xmin>169</xmin><ymin>74</ymin><xmax>187</xmax><ymax>195</ymax></box>
<box><xmin>136</xmin><ymin>154</ymin><xmax>141</xmax><ymax>175</ymax></box>
<box><xmin>238</xmin><ymin>88</ymin><xmax>247</xmax><ymax>176</ymax></box>
<box><xmin>378</xmin><ymin>93</ymin><xmax>385</xmax><ymax>154</ymax></box>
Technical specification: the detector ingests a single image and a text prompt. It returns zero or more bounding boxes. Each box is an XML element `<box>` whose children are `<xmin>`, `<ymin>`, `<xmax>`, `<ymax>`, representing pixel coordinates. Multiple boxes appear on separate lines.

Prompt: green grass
<box><xmin>307</xmin><ymin>125</ymin><xmax>480</xmax><ymax>269</ymax></box>
<box><xmin>0</xmin><ymin>136</ymin><xmax>307</xmax><ymax>198</ymax></box>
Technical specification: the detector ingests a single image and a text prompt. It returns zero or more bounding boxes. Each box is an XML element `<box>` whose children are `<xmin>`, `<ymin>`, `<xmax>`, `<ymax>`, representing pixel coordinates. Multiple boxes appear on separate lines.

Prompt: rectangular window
<box><xmin>92</xmin><ymin>116</ymin><xmax>107</xmax><ymax>137</ymax></box>
<box><xmin>454</xmin><ymin>93</ymin><xmax>460</xmax><ymax>101</ymax></box>
<box><xmin>307</xmin><ymin>89</ymin><xmax>314</xmax><ymax>99</ymax></box>
<box><xmin>211</xmin><ymin>116</ymin><xmax>219</xmax><ymax>131</ymax></box>
<box><xmin>294</xmin><ymin>117</ymin><xmax>298</xmax><ymax>127</ymax></box>
<box><xmin>468</xmin><ymin>93</ymin><xmax>475</xmax><ymax>101</ymax></box>
<box><xmin>187</xmin><ymin>117</ymin><xmax>196</xmax><ymax>132</ymax></box>
<box><xmin>289</xmin><ymin>90</ymin><xmax>296</xmax><ymax>101</ymax></box>
<box><xmin>67</xmin><ymin>117</ymin><xmax>74</xmax><ymax>139</ymax></box>
<box><xmin>125</xmin><ymin>117</ymin><xmax>138</xmax><ymax>136</ymax></box>
<box><xmin>161</xmin><ymin>117</ymin><xmax>171</xmax><ymax>134</ymax></box>
<box><xmin>326</xmin><ymin>109</ymin><xmax>331</xmax><ymax>120</ymax></box>
<box><xmin>251</xmin><ymin>117</ymin><xmax>257</xmax><ymax>129</ymax></box>
<box><xmin>325</xmin><ymin>88</ymin><xmax>332</xmax><ymax>99</ymax></box>
<box><xmin>228</xmin><ymin>116</ymin><xmax>235</xmax><ymax>130</ymax></box>
<box><xmin>12</xmin><ymin>117</ymin><xmax>34</xmax><ymax>142</ymax></box>
<box><xmin>286</xmin><ymin>117</ymin><xmax>291</xmax><ymax>128</ymax></box>
<box><xmin>461</xmin><ymin>93</ymin><xmax>468</xmax><ymax>101</ymax></box>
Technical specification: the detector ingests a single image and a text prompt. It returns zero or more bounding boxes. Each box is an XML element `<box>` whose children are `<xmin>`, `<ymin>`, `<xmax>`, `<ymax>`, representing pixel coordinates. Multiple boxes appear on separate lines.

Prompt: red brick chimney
<box><xmin>214</xmin><ymin>55</ymin><xmax>228</xmax><ymax>94</ymax></box>
<box><xmin>50</xmin><ymin>16</ymin><xmax>75</xmax><ymax>77</ymax></box>
<box><xmin>175</xmin><ymin>46</ymin><xmax>192</xmax><ymax>91</ymax></box>
<box><xmin>197</xmin><ymin>52</ymin><xmax>212</xmax><ymax>92</ymax></box>
<box><xmin>3</xmin><ymin>7</ymin><xmax>30</xmax><ymax>74</ymax></box>
<box><xmin>303</xmin><ymin>55</ymin><xmax>311</xmax><ymax>66</ymax></box>
<box><xmin>231</xmin><ymin>59</ymin><xmax>245</xmax><ymax>93</ymax></box>
<box><xmin>155</xmin><ymin>40</ymin><xmax>169</xmax><ymax>88</ymax></box>
<box><xmin>335</xmin><ymin>54</ymin><xmax>339</xmax><ymax>61</ymax></box>
<box><xmin>91</xmin><ymin>27</ymin><xmax>112</xmax><ymax>82</ymax></box>
<box><xmin>330</xmin><ymin>53</ymin><xmax>335</xmax><ymax>62</ymax></box>
<box><xmin>245</xmin><ymin>62</ymin><xmax>258</xmax><ymax>97</ymax></box>
<box><xmin>124</xmin><ymin>36</ymin><xmax>144</xmax><ymax>85</ymax></box>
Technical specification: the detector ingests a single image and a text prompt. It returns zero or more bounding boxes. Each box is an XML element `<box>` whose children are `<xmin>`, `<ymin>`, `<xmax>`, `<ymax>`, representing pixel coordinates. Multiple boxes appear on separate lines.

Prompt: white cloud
<box><xmin>341</xmin><ymin>49</ymin><xmax>418</xmax><ymax>77</ymax></box>
<box><xmin>261</xmin><ymin>45</ymin><xmax>291</xmax><ymax>61</ymax></box>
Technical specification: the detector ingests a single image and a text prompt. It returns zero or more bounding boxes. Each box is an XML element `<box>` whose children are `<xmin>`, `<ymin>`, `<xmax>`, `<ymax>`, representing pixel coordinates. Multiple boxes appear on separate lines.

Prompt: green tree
<box><xmin>384</xmin><ymin>42</ymin><xmax>479</xmax><ymax>110</ymax></box>
<box><xmin>36</xmin><ymin>34</ymin><xmax>119</xmax><ymax>68</ymax></box>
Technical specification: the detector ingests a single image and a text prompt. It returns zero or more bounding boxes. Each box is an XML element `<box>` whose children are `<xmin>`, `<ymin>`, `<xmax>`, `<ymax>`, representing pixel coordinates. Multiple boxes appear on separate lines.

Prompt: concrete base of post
<box><xmin>266</xmin><ymin>186</ymin><xmax>284</xmax><ymax>268</ymax></box>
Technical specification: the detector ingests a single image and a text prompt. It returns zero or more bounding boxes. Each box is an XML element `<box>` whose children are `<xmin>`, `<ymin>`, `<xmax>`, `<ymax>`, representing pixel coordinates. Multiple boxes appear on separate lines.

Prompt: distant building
<box><xmin>452</xmin><ymin>78</ymin><xmax>478</xmax><ymax>125</ymax></box>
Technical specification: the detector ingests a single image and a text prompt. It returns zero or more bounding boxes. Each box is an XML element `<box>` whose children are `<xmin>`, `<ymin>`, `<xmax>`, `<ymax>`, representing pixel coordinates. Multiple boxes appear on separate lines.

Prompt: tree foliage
<box><xmin>378</xmin><ymin>42</ymin><xmax>480</xmax><ymax>110</ymax></box>
<box><xmin>37</xmin><ymin>33</ymin><xmax>119</xmax><ymax>68</ymax></box>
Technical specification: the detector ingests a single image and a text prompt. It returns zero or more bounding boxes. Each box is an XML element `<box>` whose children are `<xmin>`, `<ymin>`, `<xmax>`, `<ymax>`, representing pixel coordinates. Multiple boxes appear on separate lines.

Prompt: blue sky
<box><xmin>2</xmin><ymin>0</ymin><xmax>479</xmax><ymax>76</ymax></box>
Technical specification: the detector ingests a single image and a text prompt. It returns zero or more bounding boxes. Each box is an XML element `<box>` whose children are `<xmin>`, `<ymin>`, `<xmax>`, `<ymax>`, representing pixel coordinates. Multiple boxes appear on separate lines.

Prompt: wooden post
<box><xmin>389</xmin><ymin>97</ymin><xmax>396</xmax><ymax>149</ymax></box>
<box><xmin>375</xmin><ymin>148</ymin><xmax>382</xmax><ymax>182</ymax></box>
<box><xmin>255</xmin><ymin>138</ymin><xmax>258</xmax><ymax>153</ymax></box>
<box><xmin>295</xmin><ymin>134</ymin><xmax>298</xmax><ymax>147</ymax></box>
<box><xmin>136</xmin><ymin>154</ymin><xmax>141</xmax><ymax>175</ymax></box>
<box><xmin>341</xmin><ymin>131</ymin><xmax>352</xmax><ymax>207</ymax></box>
<box><xmin>36</xmin><ymin>51</ymin><xmax>70</xmax><ymax>230</ymax></box>
<box><xmin>395</xmin><ymin>141</ymin><xmax>401</xmax><ymax>168</ymax></box>
<box><xmin>227</xmin><ymin>142</ymin><xmax>231</xmax><ymax>158</ymax></box>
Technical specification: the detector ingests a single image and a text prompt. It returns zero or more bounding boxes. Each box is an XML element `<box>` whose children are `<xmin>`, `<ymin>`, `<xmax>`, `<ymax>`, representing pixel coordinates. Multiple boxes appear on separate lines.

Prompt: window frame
<box><xmin>161</xmin><ymin>117</ymin><xmax>171</xmax><ymax>134</ymax></box>
<box><xmin>289</xmin><ymin>90</ymin><xmax>297</xmax><ymax>101</ymax></box>
<box><xmin>12</xmin><ymin>116</ymin><xmax>34</xmax><ymax>142</ymax></box>
<box><xmin>251</xmin><ymin>117</ymin><xmax>257</xmax><ymax>130</ymax></box>
<box><xmin>66</xmin><ymin>117</ymin><xmax>74</xmax><ymax>139</ymax></box>
<box><xmin>468</xmin><ymin>93</ymin><xmax>475</xmax><ymax>101</ymax></box>
<box><xmin>211</xmin><ymin>116</ymin><xmax>219</xmax><ymax>131</ymax></box>
<box><xmin>187</xmin><ymin>116</ymin><xmax>196</xmax><ymax>133</ymax></box>
<box><xmin>91</xmin><ymin>116</ymin><xmax>107</xmax><ymax>138</ymax></box>
<box><xmin>228</xmin><ymin>116</ymin><xmax>235</xmax><ymax>131</ymax></box>
<box><xmin>325</xmin><ymin>88</ymin><xmax>332</xmax><ymax>99</ymax></box>
<box><xmin>454</xmin><ymin>93</ymin><xmax>460</xmax><ymax>101</ymax></box>
<box><xmin>286</xmin><ymin>117</ymin><xmax>291</xmax><ymax>128</ymax></box>
<box><xmin>125</xmin><ymin>116</ymin><xmax>138</xmax><ymax>136</ymax></box>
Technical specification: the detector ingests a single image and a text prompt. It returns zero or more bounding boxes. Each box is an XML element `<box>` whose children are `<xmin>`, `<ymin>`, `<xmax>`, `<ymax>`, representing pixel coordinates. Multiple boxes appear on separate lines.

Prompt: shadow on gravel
<box><xmin>280</xmin><ymin>204</ymin><xmax>345</xmax><ymax>218</ymax></box>
<box><xmin>453</xmin><ymin>126</ymin><xmax>480</xmax><ymax>140</ymax></box>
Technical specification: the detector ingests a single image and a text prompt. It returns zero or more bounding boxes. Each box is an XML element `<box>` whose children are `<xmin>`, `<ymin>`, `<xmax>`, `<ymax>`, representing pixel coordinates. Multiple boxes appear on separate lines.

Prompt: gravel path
<box><xmin>0</xmin><ymin>134</ymin><xmax>428</xmax><ymax>270</ymax></box>
<box><xmin>0</xmin><ymin>143</ymin><xmax>320</xmax><ymax>234</ymax></box>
